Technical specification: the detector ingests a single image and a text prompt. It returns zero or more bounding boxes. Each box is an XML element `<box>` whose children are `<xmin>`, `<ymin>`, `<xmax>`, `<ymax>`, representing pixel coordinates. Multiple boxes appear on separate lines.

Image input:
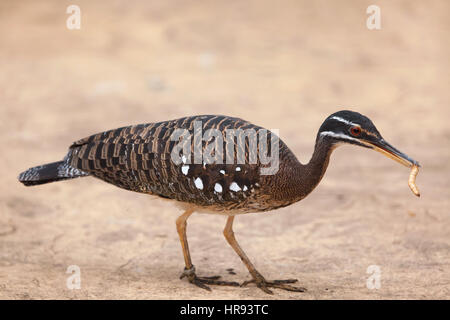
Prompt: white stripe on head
<box><xmin>320</xmin><ymin>131</ymin><xmax>360</xmax><ymax>143</ymax></box>
<box><xmin>320</xmin><ymin>131</ymin><xmax>374</xmax><ymax>149</ymax></box>
<box><xmin>330</xmin><ymin>116</ymin><xmax>359</xmax><ymax>127</ymax></box>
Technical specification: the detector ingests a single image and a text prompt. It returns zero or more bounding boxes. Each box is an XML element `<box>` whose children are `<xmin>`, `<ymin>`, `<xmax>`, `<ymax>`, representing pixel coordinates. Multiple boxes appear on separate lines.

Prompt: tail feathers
<box><xmin>18</xmin><ymin>161</ymin><xmax>89</xmax><ymax>186</ymax></box>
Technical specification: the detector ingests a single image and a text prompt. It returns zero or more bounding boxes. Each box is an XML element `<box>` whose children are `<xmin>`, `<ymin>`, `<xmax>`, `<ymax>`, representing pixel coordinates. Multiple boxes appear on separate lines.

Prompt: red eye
<box><xmin>350</xmin><ymin>126</ymin><xmax>361</xmax><ymax>136</ymax></box>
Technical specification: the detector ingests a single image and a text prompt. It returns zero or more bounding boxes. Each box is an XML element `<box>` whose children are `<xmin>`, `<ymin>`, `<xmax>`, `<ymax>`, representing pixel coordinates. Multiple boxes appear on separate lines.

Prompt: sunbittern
<box><xmin>18</xmin><ymin>110</ymin><xmax>420</xmax><ymax>294</ymax></box>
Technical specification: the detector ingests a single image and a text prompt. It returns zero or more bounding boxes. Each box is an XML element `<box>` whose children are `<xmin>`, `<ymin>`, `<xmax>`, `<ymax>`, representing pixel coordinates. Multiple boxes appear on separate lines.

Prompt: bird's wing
<box><xmin>66</xmin><ymin>115</ymin><xmax>269</xmax><ymax>207</ymax></box>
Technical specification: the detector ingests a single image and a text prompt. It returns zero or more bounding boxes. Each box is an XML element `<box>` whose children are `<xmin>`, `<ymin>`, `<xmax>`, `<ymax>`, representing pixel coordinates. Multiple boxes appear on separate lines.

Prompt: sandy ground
<box><xmin>0</xmin><ymin>0</ymin><xmax>449</xmax><ymax>299</ymax></box>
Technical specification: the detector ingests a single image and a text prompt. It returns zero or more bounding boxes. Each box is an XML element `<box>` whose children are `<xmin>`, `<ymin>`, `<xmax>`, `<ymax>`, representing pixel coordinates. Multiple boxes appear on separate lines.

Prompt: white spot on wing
<box><xmin>194</xmin><ymin>177</ymin><xmax>203</xmax><ymax>190</ymax></box>
<box><xmin>236</xmin><ymin>167</ymin><xmax>241</xmax><ymax>171</ymax></box>
<box><xmin>243</xmin><ymin>185</ymin><xmax>248</xmax><ymax>191</ymax></box>
<box><xmin>182</xmin><ymin>155</ymin><xmax>187</xmax><ymax>164</ymax></box>
<box><xmin>219</xmin><ymin>170</ymin><xmax>225</xmax><ymax>174</ymax></box>
<box><xmin>229</xmin><ymin>182</ymin><xmax>241</xmax><ymax>192</ymax></box>
<box><xmin>181</xmin><ymin>165</ymin><xmax>189</xmax><ymax>175</ymax></box>
<box><xmin>214</xmin><ymin>183</ymin><xmax>223</xmax><ymax>193</ymax></box>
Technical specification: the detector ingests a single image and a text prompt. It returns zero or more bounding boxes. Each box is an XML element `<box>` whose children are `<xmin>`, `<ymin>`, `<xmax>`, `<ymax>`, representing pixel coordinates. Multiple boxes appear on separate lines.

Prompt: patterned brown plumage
<box><xmin>44</xmin><ymin>115</ymin><xmax>303</xmax><ymax>214</ymax></box>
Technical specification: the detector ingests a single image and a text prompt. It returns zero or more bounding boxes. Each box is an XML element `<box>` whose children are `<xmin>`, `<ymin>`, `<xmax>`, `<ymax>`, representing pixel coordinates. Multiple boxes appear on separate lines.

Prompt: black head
<box><xmin>318</xmin><ymin>110</ymin><xmax>419</xmax><ymax>167</ymax></box>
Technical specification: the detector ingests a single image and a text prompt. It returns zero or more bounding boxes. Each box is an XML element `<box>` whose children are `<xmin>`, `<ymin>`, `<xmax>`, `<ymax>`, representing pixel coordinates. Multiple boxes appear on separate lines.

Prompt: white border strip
<box><xmin>330</xmin><ymin>116</ymin><xmax>359</xmax><ymax>127</ymax></box>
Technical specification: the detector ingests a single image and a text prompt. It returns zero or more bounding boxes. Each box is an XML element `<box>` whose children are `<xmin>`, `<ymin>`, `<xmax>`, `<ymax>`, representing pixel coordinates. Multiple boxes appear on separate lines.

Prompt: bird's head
<box><xmin>318</xmin><ymin>110</ymin><xmax>420</xmax><ymax>168</ymax></box>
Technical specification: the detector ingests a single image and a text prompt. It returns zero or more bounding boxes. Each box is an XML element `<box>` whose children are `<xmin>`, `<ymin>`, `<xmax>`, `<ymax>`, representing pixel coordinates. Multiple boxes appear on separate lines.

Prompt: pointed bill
<box><xmin>362</xmin><ymin>139</ymin><xmax>420</xmax><ymax>168</ymax></box>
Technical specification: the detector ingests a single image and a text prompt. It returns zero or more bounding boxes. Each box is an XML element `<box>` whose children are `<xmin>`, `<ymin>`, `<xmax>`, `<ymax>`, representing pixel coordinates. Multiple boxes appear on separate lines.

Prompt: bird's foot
<box><xmin>241</xmin><ymin>272</ymin><xmax>307</xmax><ymax>294</ymax></box>
<box><xmin>180</xmin><ymin>266</ymin><xmax>240</xmax><ymax>291</ymax></box>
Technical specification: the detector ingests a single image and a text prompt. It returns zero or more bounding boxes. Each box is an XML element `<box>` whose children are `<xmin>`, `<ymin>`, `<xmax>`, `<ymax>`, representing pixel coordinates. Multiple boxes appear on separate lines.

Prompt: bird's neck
<box><xmin>304</xmin><ymin>138</ymin><xmax>334</xmax><ymax>192</ymax></box>
<box><xmin>262</xmin><ymin>136</ymin><xmax>335</xmax><ymax>206</ymax></box>
<box><xmin>290</xmin><ymin>137</ymin><xmax>334</xmax><ymax>202</ymax></box>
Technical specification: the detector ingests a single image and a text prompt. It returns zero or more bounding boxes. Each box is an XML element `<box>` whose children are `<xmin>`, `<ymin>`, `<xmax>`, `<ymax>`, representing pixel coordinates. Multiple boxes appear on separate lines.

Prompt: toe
<box><xmin>199</xmin><ymin>275</ymin><xmax>221</xmax><ymax>280</ymax></box>
<box><xmin>192</xmin><ymin>279</ymin><xmax>212</xmax><ymax>291</ymax></box>
<box><xmin>257</xmin><ymin>284</ymin><xmax>273</xmax><ymax>294</ymax></box>
<box><xmin>272</xmin><ymin>279</ymin><xmax>298</xmax><ymax>284</ymax></box>
<box><xmin>241</xmin><ymin>279</ymin><xmax>255</xmax><ymax>287</ymax></box>
<box><xmin>272</xmin><ymin>283</ymin><xmax>306</xmax><ymax>292</ymax></box>
<box><xmin>199</xmin><ymin>277</ymin><xmax>240</xmax><ymax>286</ymax></box>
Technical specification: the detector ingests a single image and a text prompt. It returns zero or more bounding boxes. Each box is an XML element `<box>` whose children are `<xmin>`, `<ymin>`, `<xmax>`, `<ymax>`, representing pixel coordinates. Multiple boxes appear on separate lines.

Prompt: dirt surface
<box><xmin>0</xmin><ymin>0</ymin><xmax>449</xmax><ymax>299</ymax></box>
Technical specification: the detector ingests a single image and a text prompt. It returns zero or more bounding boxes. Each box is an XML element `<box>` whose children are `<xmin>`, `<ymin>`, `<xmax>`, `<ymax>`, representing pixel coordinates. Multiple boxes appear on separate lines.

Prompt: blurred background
<box><xmin>0</xmin><ymin>0</ymin><xmax>448</xmax><ymax>299</ymax></box>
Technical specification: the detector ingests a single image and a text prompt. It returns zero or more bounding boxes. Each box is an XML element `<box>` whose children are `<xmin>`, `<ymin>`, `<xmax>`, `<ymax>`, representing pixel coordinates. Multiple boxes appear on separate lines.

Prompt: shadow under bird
<box><xmin>18</xmin><ymin>110</ymin><xmax>420</xmax><ymax>294</ymax></box>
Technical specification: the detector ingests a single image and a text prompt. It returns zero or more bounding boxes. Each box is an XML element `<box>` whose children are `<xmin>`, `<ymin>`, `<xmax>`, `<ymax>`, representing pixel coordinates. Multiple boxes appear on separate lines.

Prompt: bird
<box><xmin>18</xmin><ymin>110</ymin><xmax>420</xmax><ymax>294</ymax></box>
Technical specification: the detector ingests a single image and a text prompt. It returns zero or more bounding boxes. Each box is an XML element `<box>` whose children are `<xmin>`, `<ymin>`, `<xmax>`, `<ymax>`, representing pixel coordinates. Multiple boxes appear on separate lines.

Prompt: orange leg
<box><xmin>176</xmin><ymin>209</ymin><xmax>239</xmax><ymax>291</ymax></box>
<box><xmin>223</xmin><ymin>216</ymin><xmax>306</xmax><ymax>294</ymax></box>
